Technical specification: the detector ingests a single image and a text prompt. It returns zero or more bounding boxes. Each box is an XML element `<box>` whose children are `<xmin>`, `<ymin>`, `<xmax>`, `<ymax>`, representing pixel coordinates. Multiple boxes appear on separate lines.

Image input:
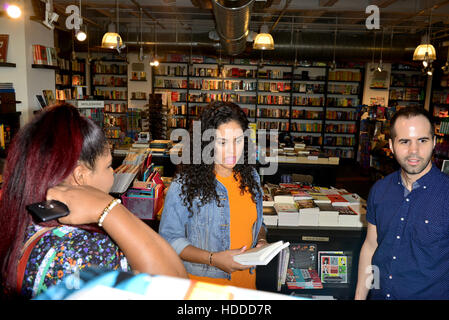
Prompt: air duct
<box><xmin>212</xmin><ymin>0</ymin><xmax>255</xmax><ymax>56</ymax></box>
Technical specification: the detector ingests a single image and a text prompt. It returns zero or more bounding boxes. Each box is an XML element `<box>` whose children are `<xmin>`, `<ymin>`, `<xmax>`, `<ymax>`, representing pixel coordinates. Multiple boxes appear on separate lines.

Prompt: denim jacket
<box><xmin>159</xmin><ymin>169</ymin><xmax>265</xmax><ymax>280</ymax></box>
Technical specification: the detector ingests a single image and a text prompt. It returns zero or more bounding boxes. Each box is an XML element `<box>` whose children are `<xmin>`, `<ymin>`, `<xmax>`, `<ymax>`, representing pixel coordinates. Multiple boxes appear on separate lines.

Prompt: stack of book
<box><xmin>262</xmin><ymin>182</ymin><xmax>366</xmax><ymax>227</ymax></box>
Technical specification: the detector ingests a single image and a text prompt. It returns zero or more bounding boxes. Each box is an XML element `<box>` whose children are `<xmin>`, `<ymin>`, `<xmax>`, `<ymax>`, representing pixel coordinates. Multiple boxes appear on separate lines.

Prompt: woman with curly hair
<box><xmin>159</xmin><ymin>101</ymin><xmax>266</xmax><ymax>289</ymax></box>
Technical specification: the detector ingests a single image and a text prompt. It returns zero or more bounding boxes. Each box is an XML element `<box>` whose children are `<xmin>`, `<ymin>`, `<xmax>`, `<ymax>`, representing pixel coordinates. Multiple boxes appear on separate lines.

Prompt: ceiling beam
<box><xmin>128</xmin><ymin>0</ymin><xmax>166</xmax><ymax>29</ymax></box>
<box><xmin>371</xmin><ymin>0</ymin><xmax>399</xmax><ymax>8</ymax></box>
<box><xmin>319</xmin><ymin>0</ymin><xmax>338</xmax><ymax>6</ymax></box>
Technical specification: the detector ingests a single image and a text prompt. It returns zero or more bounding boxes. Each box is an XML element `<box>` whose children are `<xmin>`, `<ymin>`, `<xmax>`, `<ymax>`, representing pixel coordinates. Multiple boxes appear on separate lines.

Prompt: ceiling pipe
<box><xmin>211</xmin><ymin>0</ymin><xmax>255</xmax><ymax>56</ymax></box>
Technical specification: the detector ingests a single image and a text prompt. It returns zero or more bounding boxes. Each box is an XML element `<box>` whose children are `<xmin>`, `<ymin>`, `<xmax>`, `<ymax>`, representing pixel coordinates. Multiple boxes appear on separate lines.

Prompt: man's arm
<box><xmin>355</xmin><ymin>222</ymin><xmax>378</xmax><ymax>300</ymax></box>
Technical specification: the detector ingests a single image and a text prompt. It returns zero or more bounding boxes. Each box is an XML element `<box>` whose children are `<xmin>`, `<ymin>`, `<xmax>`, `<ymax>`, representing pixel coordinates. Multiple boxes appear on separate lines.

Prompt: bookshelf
<box><xmin>91</xmin><ymin>59</ymin><xmax>128</xmax><ymax>146</ymax></box>
<box><xmin>54</xmin><ymin>57</ymin><xmax>86</xmax><ymax>101</ymax></box>
<box><xmin>388</xmin><ymin>64</ymin><xmax>426</xmax><ymax>108</ymax></box>
<box><xmin>152</xmin><ymin>60</ymin><xmax>364</xmax><ymax>159</ymax></box>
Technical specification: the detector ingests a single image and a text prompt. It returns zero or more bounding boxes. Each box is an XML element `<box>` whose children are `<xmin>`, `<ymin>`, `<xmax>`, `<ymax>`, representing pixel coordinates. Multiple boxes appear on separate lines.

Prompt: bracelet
<box><xmin>208</xmin><ymin>252</ymin><xmax>214</xmax><ymax>266</ymax></box>
<box><xmin>257</xmin><ymin>238</ymin><xmax>267</xmax><ymax>244</ymax></box>
<box><xmin>98</xmin><ymin>198</ymin><xmax>121</xmax><ymax>227</ymax></box>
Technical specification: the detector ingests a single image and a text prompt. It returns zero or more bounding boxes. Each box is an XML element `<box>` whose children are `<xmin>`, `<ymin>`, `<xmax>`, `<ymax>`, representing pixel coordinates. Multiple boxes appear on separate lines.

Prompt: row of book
<box><xmin>92</xmin><ymin>62</ymin><xmax>127</xmax><ymax>75</ymax></box>
<box><xmin>155</xmin><ymin>79</ymin><xmax>187</xmax><ymax>89</ymax></box>
<box><xmin>223</xmin><ymin>67</ymin><xmax>257</xmax><ymax>79</ymax></box>
<box><xmin>292</xmin><ymin>96</ymin><xmax>324</xmax><ymax>106</ymax></box>
<box><xmin>325</xmin><ymin>147</ymin><xmax>355</xmax><ymax>159</ymax></box>
<box><xmin>324</xmin><ymin>136</ymin><xmax>356</xmax><ymax>146</ymax></box>
<box><xmin>327</xmin><ymin>97</ymin><xmax>359</xmax><ymax>107</ymax></box>
<box><xmin>0</xmin><ymin>124</ymin><xmax>11</xmax><ymax>150</ymax></box>
<box><xmin>326</xmin><ymin>110</ymin><xmax>358</xmax><ymax>120</ymax></box>
<box><xmin>222</xmin><ymin>94</ymin><xmax>256</xmax><ymax>104</ymax></box>
<box><xmin>93</xmin><ymin>89</ymin><xmax>127</xmax><ymax>100</ymax></box>
<box><xmin>55</xmin><ymin>89</ymin><xmax>72</xmax><ymax>101</ymax></box>
<box><xmin>433</xmin><ymin>91</ymin><xmax>449</xmax><ymax>104</ymax></box>
<box><xmin>104</xmin><ymin>103</ymin><xmax>127</xmax><ymax>113</ymax></box>
<box><xmin>72</xmin><ymin>60</ymin><xmax>85</xmax><ymax>73</ymax></box>
<box><xmin>155</xmin><ymin>65</ymin><xmax>188</xmax><ymax>76</ymax></box>
<box><xmin>131</xmin><ymin>92</ymin><xmax>146</xmax><ymax>100</ymax></box>
<box><xmin>257</xmin><ymin>108</ymin><xmax>290</xmax><ymax>118</ymax></box>
<box><xmin>390</xmin><ymin>73</ymin><xmax>425</xmax><ymax>87</ymax></box>
<box><xmin>258</xmin><ymin>81</ymin><xmax>291</xmax><ymax>92</ymax></box>
<box><xmin>224</xmin><ymin>80</ymin><xmax>256</xmax><ymax>91</ymax></box>
<box><xmin>189</xmin><ymin>79</ymin><xmax>223</xmax><ymax>90</ymax></box>
<box><xmin>292</xmin><ymin>83</ymin><xmax>324</xmax><ymax>94</ymax></box>
<box><xmin>327</xmin><ymin>83</ymin><xmax>359</xmax><ymax>95</ymax></box>
<box><xmin>93</xmin><ymin>75</ymin><xmax>127</xmax><ymax>87</ymax></box>
<box><xmin>190</xmin><ymin>66</ymin><xmax>220</xmax><ymax>77</ymax></box>
<box><xmin>389</xmin><ymin>87</ymin><xmax>424</xmax><ymax>101</ymax></box>
<box><xmin>328</xmin><ymin>70</ymin><xmax>361</xmax><ymax>82</ymax></box>
<box><xmin>324</xmin><ymin>123</ymin><xmax>357</xmax><ymax>134</ymax></box>
<box><xmin>292</xmin><ymin>110</ymin><xmax>322</xmax><ymax>119</ymax></box>
<box><xmin>258</xmin><ymin>69</ymin><xmax>291</xmax><ymax>80</ymax></box>
<box><xmin>439</xmin><ymin>118</ymin><xmax>449</xmax><ymax>135</ymax></box>
<box><xmin>168</xmin><ymin>117</ymin><xmax>188</xmax><ymax>128</ymax></box>
<box><xmin>262</xmin><ymin>182</ymin><xmax>366</xmax><ymax>227</ymax></box>
<box><xmin>32</xmin><ymin>45</ymin><xmax>57</xmax><ymax>66</ymax></box>
<box><xmin>258</xmin><ymin>95</ymin><xmax>290</xmax><ymax>105</ymax></box>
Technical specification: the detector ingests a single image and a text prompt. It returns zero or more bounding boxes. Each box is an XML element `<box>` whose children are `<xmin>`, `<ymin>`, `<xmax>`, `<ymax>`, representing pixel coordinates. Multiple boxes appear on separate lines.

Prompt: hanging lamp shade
<box><xmin>413</xmin><ymin>43</ymin><xmax>436</xmax><ymax>61</ymax></box>
<box><xmin>101</xmin><ymin>32</ymin><xmax>122</xmax><ymax>49</ymax></box>
<box><xmin>253</xmin><ymin>24</ymin><xmax>274</xmax><ymax>50</ymax></box>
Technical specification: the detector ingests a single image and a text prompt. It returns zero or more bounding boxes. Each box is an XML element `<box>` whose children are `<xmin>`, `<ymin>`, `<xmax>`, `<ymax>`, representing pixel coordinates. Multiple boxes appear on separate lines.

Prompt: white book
<box><xmin>274</xmin><ymin>195</ymin><xmax>295</xmax><ymax>204</ymax></box>
<box><xmin>233</xmin><ymin>241</ymin><xmax>290</xmax><ymax>266</ymax></box>
<box><xmin>298</xmin><ymin>211</ymin><xmax>319</xmax><ymax>226</ymax></box>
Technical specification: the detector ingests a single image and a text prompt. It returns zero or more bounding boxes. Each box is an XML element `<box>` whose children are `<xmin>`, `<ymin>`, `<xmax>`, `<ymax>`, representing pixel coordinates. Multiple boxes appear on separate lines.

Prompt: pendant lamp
<box><xmin>101</xmin><ymin>0</ymin><xmax>122</xmax><ymax>49</ymax></box>
<box><xmin>253</xmin><ymin>24</ymin><xmax>274</xmax><ymax>50</ymax></box>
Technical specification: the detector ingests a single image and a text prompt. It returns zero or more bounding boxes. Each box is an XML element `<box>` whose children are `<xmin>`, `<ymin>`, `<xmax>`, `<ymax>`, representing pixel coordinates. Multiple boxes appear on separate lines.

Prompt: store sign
<box><xmin>365</xmin><ymin>5</ymin><xmax>380</xmax><ymax>30</ymax></box>
<box><xmin>77</xmin><ymin>101</ymin><xmax>104</xmax><ymax>108</ymax></box>
<box><xmin>65</xmin><ymin>5</ymin><xmax>82</xmax><ymax>31</ymax></box>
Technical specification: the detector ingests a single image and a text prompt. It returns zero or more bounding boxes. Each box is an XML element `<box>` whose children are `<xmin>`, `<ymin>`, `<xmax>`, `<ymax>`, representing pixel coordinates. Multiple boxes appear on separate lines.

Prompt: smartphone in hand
<box><xmin>26</xmin><ymin>200</ymin><xmax>70</xmax><ymax>222</ymax></box>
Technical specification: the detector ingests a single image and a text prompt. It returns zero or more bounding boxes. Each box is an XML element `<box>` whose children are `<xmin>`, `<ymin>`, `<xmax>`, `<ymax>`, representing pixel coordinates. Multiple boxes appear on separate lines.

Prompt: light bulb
<box><xmin>423</xmin><ymin>60</ymin><xmax>428</xmax><ymax>68</ymax></box>
<box><xmin>76</xmin><ymin>30</ymin><xmax>87</xmax><ymax>42</ymax></box>
<box><xmin>6</xmin><ymin>4</ymin><xmax>21</xmax><ymax>19</ymax></box>
<box><xmin>427</xmin><ymin>69</ymin><xmax>433</xmax><ymax>76</ymax></box>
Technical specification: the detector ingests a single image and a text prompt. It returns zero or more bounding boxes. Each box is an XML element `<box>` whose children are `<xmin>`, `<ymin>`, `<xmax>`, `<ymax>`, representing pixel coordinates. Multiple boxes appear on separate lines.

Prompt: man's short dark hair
<box><xmin>389</xmin><ymin>106</ymin><xmax>434</xmax><ymax>140</ymax></box>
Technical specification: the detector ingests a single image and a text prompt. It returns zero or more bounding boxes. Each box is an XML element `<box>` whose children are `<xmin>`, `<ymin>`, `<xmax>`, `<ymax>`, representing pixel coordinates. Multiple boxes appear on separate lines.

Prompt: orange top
<box><xmin>189</xmin><ymin>172</ymin><xmax>257</xmax><ymax>289</ymax></box>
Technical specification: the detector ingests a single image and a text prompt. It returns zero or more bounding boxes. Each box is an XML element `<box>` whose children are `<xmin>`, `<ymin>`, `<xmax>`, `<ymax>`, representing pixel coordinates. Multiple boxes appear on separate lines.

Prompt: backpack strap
<box><xmin>17</xmin><ymin>227</ymin><xmax>54</xmax><ymax>294</ymax></box>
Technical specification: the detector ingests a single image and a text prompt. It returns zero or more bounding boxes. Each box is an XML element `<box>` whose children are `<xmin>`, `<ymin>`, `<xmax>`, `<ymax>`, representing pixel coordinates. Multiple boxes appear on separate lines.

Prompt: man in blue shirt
<box><xmin>355</xmin><ymin>106</ymin><xmax>449</xmax><ymax>300</ymax></box>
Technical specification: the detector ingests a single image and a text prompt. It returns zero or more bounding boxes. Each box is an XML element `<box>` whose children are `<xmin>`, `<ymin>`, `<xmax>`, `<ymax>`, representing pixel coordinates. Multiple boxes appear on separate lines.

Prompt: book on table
<box><xmin>233</xmin><ymin>240</ymin><xmax>290</xmax><ymax>266</ymax></box>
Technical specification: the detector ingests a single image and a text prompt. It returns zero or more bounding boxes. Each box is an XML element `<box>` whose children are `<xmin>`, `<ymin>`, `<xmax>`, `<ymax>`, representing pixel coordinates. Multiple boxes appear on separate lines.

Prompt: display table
<box><xmin>256</xmin><ymin>225</ymin><xmax>366</xmax><ymax>300</ymax></box>
<box><xmin>258</xmin><ymin>155</ymin><xmax>339</xmax><ymax>187</ymax></box>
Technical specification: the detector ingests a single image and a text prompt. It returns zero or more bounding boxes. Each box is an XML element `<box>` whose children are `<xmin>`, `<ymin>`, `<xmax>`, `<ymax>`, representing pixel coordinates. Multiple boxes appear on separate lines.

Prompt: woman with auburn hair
<box><xmin>159</xmin><ymin>101</ymin><xmax>266</xmax><ymax>289</ymax></box>
<box><xmin>0</xmin><ymin>103</ymin><xmax>187</xmax><ymax>299</ymax></box>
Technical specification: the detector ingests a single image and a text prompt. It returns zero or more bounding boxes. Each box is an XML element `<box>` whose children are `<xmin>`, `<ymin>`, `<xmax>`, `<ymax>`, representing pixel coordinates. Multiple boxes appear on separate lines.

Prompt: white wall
<box><xmin>127</xmin><ymin>52</ymin><xmax>151</xmax><ymax>110</ymax></box>
<box><xmin>0</xmin><ymin>10</ymin><xmax>28</xmax><ymax>124</ymax></box>
<box><xmin>362</xmin><ymin>62</ymin><xmax>392</xmax><ymax>107</ymax></box>
<box><xmin>0</xmin><ymin>0</ymin><xmax>55</xmax><ymax>125</ymax></box>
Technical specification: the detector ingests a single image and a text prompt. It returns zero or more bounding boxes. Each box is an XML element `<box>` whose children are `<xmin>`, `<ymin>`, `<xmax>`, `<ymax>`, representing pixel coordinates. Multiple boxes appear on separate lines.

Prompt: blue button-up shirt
<box><xmin>367</xmin><ymin>164</ymin><xmax>449</xmax><ymax>300</ymax></box>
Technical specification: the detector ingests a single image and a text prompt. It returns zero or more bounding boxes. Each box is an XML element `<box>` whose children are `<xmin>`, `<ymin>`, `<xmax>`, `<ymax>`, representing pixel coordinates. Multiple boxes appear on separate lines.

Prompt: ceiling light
<box><xmin>101</xmin><ymin>32</ymin><xmax>122</xmax><ymax>49</ymax></box>
<box><xmin>413</xmin><ymin>44</ymin><xmax>436</xmax><ymax>61</ymax></box>
<box><xmin>427</xmin><ymin>69</ymin><xmax>433</xmax><ymax>76</ymax></box>
<box><xmin>101</xmin><ymin>0</ymin><xmax>124</xmax><ymax>52</ymax></box>
<box><xmin>253</xmin><ymin>24</ymin><xmax>274</xmax><ymax>50</ymax></box>
<box><xmin>413</xmin><ymin>9</ymin><xmax>436</xmax><ymax>62</ymax></box>
<box><xmin>6</xmin><ymin>3</ymin><xmax>22</xmax><ymax>19</ymax></box>
<box><xmin>150</xmin><ymin>59</ymin><xmax>159</xmax><ymax>67</ymax></box>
